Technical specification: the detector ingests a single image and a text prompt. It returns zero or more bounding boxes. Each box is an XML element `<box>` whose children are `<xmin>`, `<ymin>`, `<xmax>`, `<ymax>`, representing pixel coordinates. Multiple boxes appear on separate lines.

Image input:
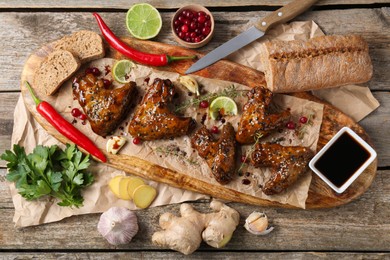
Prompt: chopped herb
<box><xmin>1</xmin><ymin>144</ymin><xmax>94</xmax><ymax>208</ymax></box>
<box><xmin>156</xmin><ymin>145</ymin><xmax>199</xmax><ymax>166</ymax></box>
<box><xmin>298</xmin><ymin>113</ymin><xmax>315</xmax><ymax>139</ymax></box>
<box><xmin>237</xmin><ymin>132</ymin><xmax>264</xmax><ymax>174</ymax></box>
<box><xmin>175</xmin><ymin>85</ymin><xmax>247</xmax><ymax>112</ymax></box>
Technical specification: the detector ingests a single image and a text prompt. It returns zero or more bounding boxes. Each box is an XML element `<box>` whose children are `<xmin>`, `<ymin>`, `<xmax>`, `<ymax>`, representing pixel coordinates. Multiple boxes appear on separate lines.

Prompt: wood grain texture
<box><xmin>0</xmin><ymin>169</ymin><xmax>389</xmax><ymax>251</ymax></box>
<box><xmin>0</xmin><ymin>8</ymin><xmax>389</xmax><ymax>92</ymax></box>
<box><xmin>1</xmin><ymin>2</ymin><xmax>390</xmax><ymax>256</ymax></box>
<box><xmin>0</xmin><ymin>0</ymin><xmax>388</xmax><ymax>9</ymax></box>
<box><xmin>19</xmin><ymin>37</ymin><xmax>377</xmax><ymax>209</ymax></box>
<box><xmin>0</xmin><ymin>252</ymin><xmax>389</xmax><ymax>260</ymax></box>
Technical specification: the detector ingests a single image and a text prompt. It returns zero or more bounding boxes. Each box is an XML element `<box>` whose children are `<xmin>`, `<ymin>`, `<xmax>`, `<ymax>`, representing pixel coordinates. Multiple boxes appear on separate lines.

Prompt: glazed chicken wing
<box><xmin>128</xmin><ymin>78</ymin><xmax>194</xmax><ymax>140</ymax></box>
<box><xmin>250</xmin><ymin>142</ymin><xmax>314</xmax><ymax>195</ymax></box>
<box><xmin>236</xmin><ymin>86</ymin><xmax>290</xmax><ymax>144</ymax></box>
<box><xmin>191</xmin><ymin>123</ymin><xmax>237</xmax><ymax>185</ymax></box>
<box><xmin>73</xmin><ymin>73</ymin><xmax>136</xmax><ymax>137</ymax></box>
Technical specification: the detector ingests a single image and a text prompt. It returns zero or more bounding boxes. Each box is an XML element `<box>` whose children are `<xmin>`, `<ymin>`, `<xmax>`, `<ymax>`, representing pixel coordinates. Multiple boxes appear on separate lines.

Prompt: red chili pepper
<box><xmin>25</xmin><ymin>82</ymin><xmax>107</xmax><ymax>163</ymax></box>
<box><xmin>93</xmin><ymin>13</ymin><xmax>196</xmax><ymax>66</ymax></box>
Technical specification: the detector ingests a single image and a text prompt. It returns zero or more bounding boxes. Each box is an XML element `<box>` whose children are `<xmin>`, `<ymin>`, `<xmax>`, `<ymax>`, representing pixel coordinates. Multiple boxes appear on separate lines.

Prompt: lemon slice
<box><xmin>126</xmin><ymin>3</ymin><xmax>162</xmax><ymax>40</ymax></box>
<box><xmin>112</xmin><ymin>59</ymin><xmax>134</xmax><ymax>83</ymax></box>
<box><xmin>209</xmin><ymin>96</ymin><xmax>238</xmax><ymax>120</ymax></box>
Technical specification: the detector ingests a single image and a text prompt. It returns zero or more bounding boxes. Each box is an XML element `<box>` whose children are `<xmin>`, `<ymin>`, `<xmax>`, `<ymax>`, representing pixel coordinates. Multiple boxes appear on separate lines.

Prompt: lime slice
<box><xmin>112</xmin><ymin>59</ymin><xmax>134</xmax><ymax>84</ymax></box>
<box><xmin>209</xmin><ymin>96</ymin><xmax>238</xmax><ymax>120</ymax></box>
<box><xmin>126</xmin><ymin>3</ymin><xmax>162</xmax><ymax>40</ymax></box>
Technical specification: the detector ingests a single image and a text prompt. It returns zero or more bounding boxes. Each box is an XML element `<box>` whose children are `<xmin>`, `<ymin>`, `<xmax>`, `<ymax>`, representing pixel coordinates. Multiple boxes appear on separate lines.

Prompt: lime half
<box><xmin>209</xmin><ymin>96</ymin><xmax>238</xmax><ymax>120</ymax></box>
<box><xmin>112</xmin><ymin>60</ymin><xmax>134</xmax><ymax>84</ymax></box>
<box><xmin>126</xmin><ymin>3</ymin><xmax>162</xmax><ymax>40</ymax></box>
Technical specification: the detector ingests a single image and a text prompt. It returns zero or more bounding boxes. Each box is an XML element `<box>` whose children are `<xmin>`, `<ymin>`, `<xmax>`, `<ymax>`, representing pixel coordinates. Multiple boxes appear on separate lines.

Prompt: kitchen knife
<box><xmin>185</xmin><ymin>0</ymin><xmax>318</xmax><ymax>74</ymax></box>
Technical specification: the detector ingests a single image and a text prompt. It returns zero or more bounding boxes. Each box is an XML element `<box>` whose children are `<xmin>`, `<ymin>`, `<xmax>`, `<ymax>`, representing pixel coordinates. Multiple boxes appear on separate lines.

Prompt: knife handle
<box><xmin>255</xmin><ymin>0</ymin><xmax>318</xmax><ymax>32</ymax></box>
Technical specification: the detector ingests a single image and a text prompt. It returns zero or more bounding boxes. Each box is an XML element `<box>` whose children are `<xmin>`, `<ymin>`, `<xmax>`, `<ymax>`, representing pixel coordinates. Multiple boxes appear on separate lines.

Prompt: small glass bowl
<box><xmin>171</xmin><ymin>4</ymin><xmax>215</xmax><ymax>49</ymax></box>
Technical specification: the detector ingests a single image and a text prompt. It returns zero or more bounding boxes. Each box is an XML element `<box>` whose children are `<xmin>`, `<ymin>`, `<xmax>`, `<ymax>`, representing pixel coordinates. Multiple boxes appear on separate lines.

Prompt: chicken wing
<box><xmin>73</xmin><ymin>73</ymin><xmax>136</xmax><ymax>137</ymax></box>
<box><xmin>191</xmin><ymin>123</ymin><xmax>237</xmax><ymax>185</ymax></box>
<box><xmin>128</xmin><ymin>78</ymin><xmax>194</xmax><ymax>140</ymax></box>
<box><xmin>250</xmin><ymin>142</ymin><xmax>314</xmax><ymax>195</ymax></box>
<box><xmin>236</xmin><ymin>86</ymin><xmax>290</xmax><ymax>144</ymax></box>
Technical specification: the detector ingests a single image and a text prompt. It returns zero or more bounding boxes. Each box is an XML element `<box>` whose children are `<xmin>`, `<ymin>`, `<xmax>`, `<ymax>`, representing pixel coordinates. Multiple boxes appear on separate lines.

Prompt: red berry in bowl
<box><xmin>173</xmin><ymin>6</ymin><xmax>213</xmax><ymax>46</ymax></box>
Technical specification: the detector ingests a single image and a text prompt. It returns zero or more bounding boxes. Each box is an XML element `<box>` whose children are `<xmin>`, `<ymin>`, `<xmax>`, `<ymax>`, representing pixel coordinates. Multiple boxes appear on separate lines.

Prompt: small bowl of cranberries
<box><xmin>171</xmin><ymin>4</ymin><xmax>214</xmax><ymax>48</ymax></box>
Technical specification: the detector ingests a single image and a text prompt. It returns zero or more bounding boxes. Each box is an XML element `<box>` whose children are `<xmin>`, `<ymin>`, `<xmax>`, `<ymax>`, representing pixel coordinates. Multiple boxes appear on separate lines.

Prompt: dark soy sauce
<box><xmin>314</xmin><ymin>131</ymin><xmax>370</xmax><ymax>188</ymax></box>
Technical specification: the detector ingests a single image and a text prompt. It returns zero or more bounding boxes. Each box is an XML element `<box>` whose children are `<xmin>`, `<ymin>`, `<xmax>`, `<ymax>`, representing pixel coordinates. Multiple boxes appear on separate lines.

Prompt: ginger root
<box><xmin>152</xmin><ymin>200</ymin><xmax>240</xmax><ymax>255</ymax></box>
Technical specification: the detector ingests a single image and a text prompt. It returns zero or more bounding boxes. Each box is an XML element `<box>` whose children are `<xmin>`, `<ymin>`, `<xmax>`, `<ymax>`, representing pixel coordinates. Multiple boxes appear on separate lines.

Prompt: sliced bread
<box><xmin>54</xmin><ymin>30</ymin><xmax>105</xmax><ymax>63</ymax></box>
<box><xmin>34</xmin><ymin>50</ymin><xmax>81</xmax><ymax>96</ymax></box>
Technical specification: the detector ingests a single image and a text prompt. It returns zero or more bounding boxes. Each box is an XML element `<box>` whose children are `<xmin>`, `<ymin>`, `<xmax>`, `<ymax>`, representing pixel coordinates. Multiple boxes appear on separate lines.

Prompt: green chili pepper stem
<box><xmin>167</xmin><ymin>55</ymin><xmax>197</xmax><ymax>63</ymax></box>
<box><xmin>25</xmin><ymin>81</ymin><xmax>42</xmax><ymax>106</ymax></box>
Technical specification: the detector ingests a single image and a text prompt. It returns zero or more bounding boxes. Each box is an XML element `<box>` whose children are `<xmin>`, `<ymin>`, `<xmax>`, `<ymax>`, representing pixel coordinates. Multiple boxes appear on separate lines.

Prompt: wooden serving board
<box><xmin>20</xmin><ymin>37</ymin><xmax>378</xmax><ymax>209</ymax></box>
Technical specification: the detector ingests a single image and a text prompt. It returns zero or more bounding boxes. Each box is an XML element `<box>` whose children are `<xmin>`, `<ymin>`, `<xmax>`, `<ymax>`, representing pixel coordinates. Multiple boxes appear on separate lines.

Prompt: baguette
<box><xmin>33</xmin><ymin>50</ymin><xmax>80</xmax><ymax>96</ymax></box>
<box><xmin>259</xmin><ymin>35</ymin><xmax>373</xmax><ymax>93</ymax></box>
<box><xmin>54</xmin><ymin>30</ymin><xmax>105</xmax><ymax>63</ymax></box>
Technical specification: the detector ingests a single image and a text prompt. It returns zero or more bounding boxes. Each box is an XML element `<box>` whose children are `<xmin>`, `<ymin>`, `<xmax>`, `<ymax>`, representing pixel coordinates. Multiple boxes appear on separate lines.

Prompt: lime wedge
<box><xmin>112</xmin><ymin>59</ymin><xmax>134</xmax><ymax>84</ymax></box>
<box><xmin>126</xmin><ymin>3</ymin><xmax>162</xmax><ymax>40</ymax></box>
<box><xmin>209</xmin><ymin>96</ymin><xmax>238</xmax><ymax>120</ymax></box>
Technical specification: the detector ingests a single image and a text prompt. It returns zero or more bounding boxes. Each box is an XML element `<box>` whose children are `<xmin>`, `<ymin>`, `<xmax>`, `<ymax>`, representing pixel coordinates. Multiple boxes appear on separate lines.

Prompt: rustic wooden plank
<box><xmin>0</xmin><ymin>168</ymin><xmax>389</xmax><ymax>251</ymax></box>
<box><xmin>0</xmin><ymin>252</ymin><xmax>389</xmax><ymax>260</ymax></box>
<box><xmin>0</xmin><ymin>8</ymin><xmax>389</xmax><ymax>92</ymax></box>
<box><xmin>0</xmin><ymin>0</ymin><xmax>389</xmax><ymax>9</ymax></box>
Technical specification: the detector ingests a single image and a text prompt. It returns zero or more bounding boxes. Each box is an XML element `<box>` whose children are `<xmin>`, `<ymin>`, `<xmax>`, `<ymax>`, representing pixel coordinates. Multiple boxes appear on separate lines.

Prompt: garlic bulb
<box><xmin>97</xmin><ymin>207</ymin><xmax>139</xmax><ymax>245</ymax></box>
<box><xmin>244</xmin><ymin>211</ymin><xmax>274</xmax><ymax>235</ymax></box>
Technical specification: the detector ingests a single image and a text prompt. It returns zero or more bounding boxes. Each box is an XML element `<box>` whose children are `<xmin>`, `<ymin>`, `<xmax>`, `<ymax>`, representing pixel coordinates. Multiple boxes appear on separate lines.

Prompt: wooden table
<box><xmin>1</xmin><ymin>1</ymin><xmax>389</xmax><ymax>259</ymax></box>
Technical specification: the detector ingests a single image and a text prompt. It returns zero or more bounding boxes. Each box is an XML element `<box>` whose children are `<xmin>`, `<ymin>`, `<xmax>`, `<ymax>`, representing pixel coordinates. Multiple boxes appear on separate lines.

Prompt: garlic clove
<box><xmin>97</xmin><ymin>207</ymin><xmax>139</xmax><ymax>245</ymax></box>
<box><xmin>244</xmin><ymin>211</ymin><xmax>274</xmax><ymax>235</ymax></box>
<box><xmin>106</xmin><ymin>136</ymin><xmax>127</xmax><ymax>155</ymax></box>
<box><xmin>179</xmin><ymin>75</ymin><xmax>200</xmax><ymax>95</ymax></box>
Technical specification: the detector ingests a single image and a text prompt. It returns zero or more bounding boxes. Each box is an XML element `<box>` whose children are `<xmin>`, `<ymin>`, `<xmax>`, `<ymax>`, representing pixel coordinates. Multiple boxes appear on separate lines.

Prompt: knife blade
<box><xmin>185</xmin><ymin>0</ymin><xmax>318</xmax><ymax>74</ymax></box>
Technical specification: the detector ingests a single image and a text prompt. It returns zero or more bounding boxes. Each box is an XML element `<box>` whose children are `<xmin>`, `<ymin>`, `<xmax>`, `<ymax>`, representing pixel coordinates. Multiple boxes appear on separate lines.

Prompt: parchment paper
<box><xmin>8</xmin><ymin>21</ymin><xmax>378</xmax><ymax>227</ymax></box>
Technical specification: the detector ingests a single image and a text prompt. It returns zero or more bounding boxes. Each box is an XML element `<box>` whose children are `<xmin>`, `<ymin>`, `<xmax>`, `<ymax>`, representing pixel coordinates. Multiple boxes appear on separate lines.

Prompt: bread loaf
<box><xmin>259</xmin><ymin>35</ymin><xmax>373</xmax><ymax>93</ymax></box>
<box><xmin>54</xmin><ymin>30</ymin><xmax>105</xmax><ymax>63</ymax></box>
<box><xmin>33</xmin><ymin>50</ymin><xmax>80</xmax><ymax>96</ymax></box>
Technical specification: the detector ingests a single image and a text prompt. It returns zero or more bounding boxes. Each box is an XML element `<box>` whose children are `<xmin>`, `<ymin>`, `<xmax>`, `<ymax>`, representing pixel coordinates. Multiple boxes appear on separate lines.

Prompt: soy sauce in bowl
<box><xmin>309</xmin><ymin>127</ymin><xmax>377</xmax><ymax>193</ymax></box>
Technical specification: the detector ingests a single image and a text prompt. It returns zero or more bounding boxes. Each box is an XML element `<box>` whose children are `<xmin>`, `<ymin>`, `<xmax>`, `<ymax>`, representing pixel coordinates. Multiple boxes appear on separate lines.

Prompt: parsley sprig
<box><xmin>1</xmin><ymin>144</ymin><xmax>94</xmax><ymax>208</ymax></box>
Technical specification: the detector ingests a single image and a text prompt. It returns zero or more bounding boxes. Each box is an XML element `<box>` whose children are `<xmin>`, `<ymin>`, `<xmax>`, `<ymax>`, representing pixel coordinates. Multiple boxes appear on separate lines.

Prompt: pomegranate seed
<box><xmin>190</xmin><ymin>21</ymin><xmax>197</xmax><ymax>30</ymax></box>
<box><xmin>240</xmin><ymin>155</ymin><xmax>247</xmax><ymax>163</ymax></box>
<box><xmin>174</xmin><ymin>20</ymin><xmax>181</xmax><ymax>27</ymax></box>
<box><xmin>91</xmin><ymin>67</ymin><xmax>101</xmax><ymax>76</ymax></box>
<box><xmin>71</xmin><ymin>108</ymin><xmax>82</xmax><ymax>117</ymax></box>
<box><xmin>133</xmin><ymin>137</ymin><xmax>141</xmax><ymax>145</ymax></box>
<box><xmin>197</xmin><ymin>15</ymin><xmax>206</xmax><ymax>23</ymax></box>
<box><xmin>202</xmin><ymin>27</ymin><xmax>211</xmax><ymax>36</ymax></box>
<box><xmin>79</xmin><ymin>113</ymin><xmax>87</xmax><ymax>121</ymax></box>
<box><xmin>199</xmin><ymin>100</ymin><xmax>209</xmax><ymax>108</ymax></box>
<box><xmin>286</xmin><ymin>121</ymin><xmax>296</xmax><ymax>129</ymax></box>
<box><xmin>103</xmin><ymin>79</ymin><xmax>111</xmax><ymax>88</ymax></box>
<box><xmin>299</xmin><ymin>116</ymin><xmax>308</xmax><ymax>124</ymax></box>
<box><xmin>210</xmin><ymin>126</ymin><xmax>219</xmax><ymax>134</ymax></box>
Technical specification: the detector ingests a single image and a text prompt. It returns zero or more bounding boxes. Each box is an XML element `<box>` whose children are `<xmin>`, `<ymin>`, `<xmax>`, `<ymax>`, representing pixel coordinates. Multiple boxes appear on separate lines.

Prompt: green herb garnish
<box><xmin>237</xmin><ymin>132</ymin><xmax>264</xmax><ymax>174</ymax></box>
<box><xmin>1</xmin><ymin>144</ymin><xmax>94</xmax><ymax>208</ymax></box>
<box><xmin>175</xmin><ymin>85</ymin><xmax>247</xmax><ymax>112</ymax></box>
